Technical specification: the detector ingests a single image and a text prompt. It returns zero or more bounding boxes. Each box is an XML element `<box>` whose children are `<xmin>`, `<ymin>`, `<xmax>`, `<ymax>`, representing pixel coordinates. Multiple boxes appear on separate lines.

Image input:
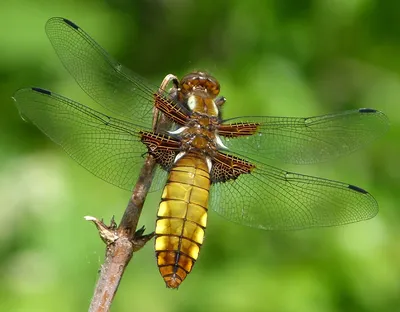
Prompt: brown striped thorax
<box><xmin>14</xmin><ymin>17</ymin><xmax>389</xmax><ymax>291</ymax></box>
<box><xmin>159</xmin><ymin>72</ymin><xmax>231</xmax><ymax>164</ymax></box>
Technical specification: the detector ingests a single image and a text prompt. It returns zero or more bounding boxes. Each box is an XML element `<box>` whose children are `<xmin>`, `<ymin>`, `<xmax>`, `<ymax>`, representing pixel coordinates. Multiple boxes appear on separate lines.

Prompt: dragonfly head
<box><xmin>178</xmin><ymin>72</ymin><xmax>220</xmax><ymax>99</ymax></box>
<box><xmin>177</xmin><ymin>72</ymin><xmax>221</xmax><ymax>116</ymax></box>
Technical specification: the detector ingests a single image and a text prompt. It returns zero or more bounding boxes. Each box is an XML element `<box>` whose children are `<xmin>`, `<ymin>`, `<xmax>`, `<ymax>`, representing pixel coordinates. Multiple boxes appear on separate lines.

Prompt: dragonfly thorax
<box><xmin>186</xmin><ymin>95</ymin><xmax>219</xmax><ymax>116</ymax></box>
<box><xmin>177</xmin><ymin>114</ymin><xmax>220</xmax><ymax>156</ymax></box>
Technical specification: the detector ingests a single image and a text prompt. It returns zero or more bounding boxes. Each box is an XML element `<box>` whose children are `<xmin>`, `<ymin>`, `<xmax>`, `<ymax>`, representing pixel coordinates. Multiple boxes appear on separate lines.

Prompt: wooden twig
<box><xmin>86</xmin><ymin>154</ymin><xmax>156</xmax><ymax>312</ymax></box>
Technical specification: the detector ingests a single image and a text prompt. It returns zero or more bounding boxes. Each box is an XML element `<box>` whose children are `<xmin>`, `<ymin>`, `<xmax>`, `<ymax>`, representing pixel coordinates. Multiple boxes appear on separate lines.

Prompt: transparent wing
<box><xmin>221</xmin><ymin>109</ymin><xmax>389</xmax><ymax>164</ymax></box>
<box><xmin>13</xmin><ymin>87</ymin><xmax>166</xmax><ymax>191</ymax></box>
<box><xmin>149</xmin><ymin>166</ymin><xmax>168</xmax><ymax>193</ymax></box>
<box><xmin>210</xmin><ymin>160</ymin><xmax>378</xmax><ymax>230</ymax></box>
<box><xmin>45</xmin><ymin>17</ymin><xmax>161</xmax><ymax>126</ymax></box>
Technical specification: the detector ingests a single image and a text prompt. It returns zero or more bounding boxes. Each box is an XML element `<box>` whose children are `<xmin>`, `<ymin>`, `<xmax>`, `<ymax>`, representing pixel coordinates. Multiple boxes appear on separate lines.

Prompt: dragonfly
<box><xmin>13</xmin><ymin>17</ymin><xmax>389</xmax><ymax>289</ymax></box>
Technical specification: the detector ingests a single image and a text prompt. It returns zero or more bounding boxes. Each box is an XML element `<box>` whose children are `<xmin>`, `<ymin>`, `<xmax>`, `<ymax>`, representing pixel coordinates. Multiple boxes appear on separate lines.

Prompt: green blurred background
<box><xmin>0</xmin><ymin>0</ymin><xmax>399</xmax><ymax>311</ymax></box>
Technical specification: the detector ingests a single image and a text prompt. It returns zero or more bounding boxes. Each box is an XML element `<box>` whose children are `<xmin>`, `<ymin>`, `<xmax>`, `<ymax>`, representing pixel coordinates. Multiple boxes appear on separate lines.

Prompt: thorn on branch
<box><xmin>84</xmin><ymin>216</ymin><xmax>119</xmax><ymax>245</ymax></box>
<box><xmin>132</xmin><ymin>226</ymin><xmax>155</xmax><ymax>252</ymax></box>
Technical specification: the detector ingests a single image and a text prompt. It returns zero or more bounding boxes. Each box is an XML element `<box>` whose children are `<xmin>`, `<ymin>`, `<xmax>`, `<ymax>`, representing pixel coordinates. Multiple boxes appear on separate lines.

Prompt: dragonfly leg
<box><xmin>152</xmin><ymin>74</ymin><xmax>180</xmax><ymax>130</ymax></box>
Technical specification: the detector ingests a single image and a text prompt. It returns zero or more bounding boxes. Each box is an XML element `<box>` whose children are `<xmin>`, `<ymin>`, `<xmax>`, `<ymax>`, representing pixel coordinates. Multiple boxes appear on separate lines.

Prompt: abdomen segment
<box><xmin>155</xmin><ymin>154</ymin><xmax>210</xmax><ymax>288</ymax></box>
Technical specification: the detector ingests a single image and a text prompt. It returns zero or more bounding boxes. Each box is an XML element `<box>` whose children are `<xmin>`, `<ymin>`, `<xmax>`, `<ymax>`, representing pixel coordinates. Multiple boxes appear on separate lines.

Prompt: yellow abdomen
<box><xmin>155</xmin><ymin>154</ymin><xmax>210</xmax><ymax>288</ymax></box>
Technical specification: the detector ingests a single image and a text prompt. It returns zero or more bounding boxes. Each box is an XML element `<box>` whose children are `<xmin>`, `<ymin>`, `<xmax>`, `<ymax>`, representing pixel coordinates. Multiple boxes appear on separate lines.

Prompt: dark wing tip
<box><xmin>359</xmin><ymin>108</ymin><xmax>377</xmax><ymax>113</ymax></box>
<box><xmin>46</xmin><ymin>17</ymin><xmax>79</xmax><ymax>30</ymax></box>
<box><xmin>348</xmin><ymin>184</ymin><xmax>368</xmax><ymax>194</ymax></box>
<box><xmin>62</xmin><ymin>18</ymin><xmax>79</xmax><ymax>30</ymax></box>
<box><xmin>32</xmin><ymin>87</ymin><xmax>52</xmax><ymax>95</ymax></box>
<box><xmin>359</xmin><ymin>108</ymin><xmax>390</xmax><ymax>131</ymax></box>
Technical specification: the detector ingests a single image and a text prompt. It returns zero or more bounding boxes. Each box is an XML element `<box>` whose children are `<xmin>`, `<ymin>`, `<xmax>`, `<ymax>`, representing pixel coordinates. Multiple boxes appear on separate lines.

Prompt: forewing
<box><xmin>220</xmin><ymin>109</ymin><xmax>389</xmax><ymax>164</ymax></box>
<box><xmin>210</xmin><ymin>160</ymin><xmax>378</xmax><ymax>230</ymax></box>
<box><xmin>13</xmin><ymin>87</ymin><xmax>164</xmax><ymax>191</ymax></box>
<box><xmin>45</xmin><ymin>17</ymin><xmax>160</xmax><ymax>127</ymax></box>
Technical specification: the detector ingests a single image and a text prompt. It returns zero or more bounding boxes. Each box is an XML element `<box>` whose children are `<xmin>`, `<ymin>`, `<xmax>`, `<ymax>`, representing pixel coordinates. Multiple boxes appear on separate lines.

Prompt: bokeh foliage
<box><xmin>0</xmin><ymin>0</ymin><xmax>399</xmax><ymax>311</ymax></box>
